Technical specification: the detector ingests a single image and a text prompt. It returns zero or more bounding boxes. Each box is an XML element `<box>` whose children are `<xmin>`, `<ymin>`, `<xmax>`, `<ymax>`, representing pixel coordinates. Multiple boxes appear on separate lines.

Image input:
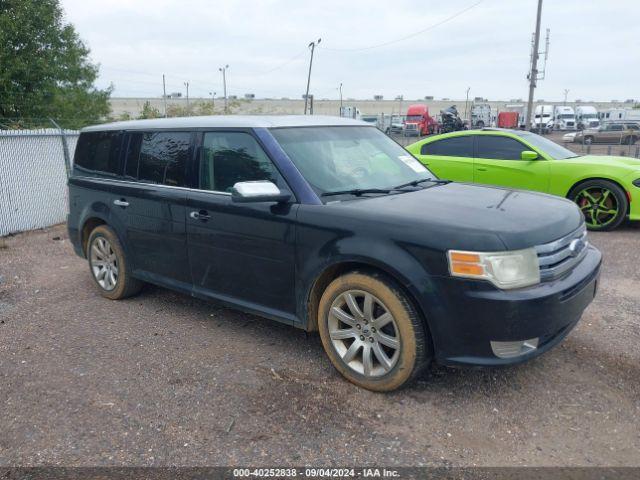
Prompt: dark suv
<box><xmin>68</xmin><ymin>115</ymin><xmax>601</xmax><ymax>391</ymax></box>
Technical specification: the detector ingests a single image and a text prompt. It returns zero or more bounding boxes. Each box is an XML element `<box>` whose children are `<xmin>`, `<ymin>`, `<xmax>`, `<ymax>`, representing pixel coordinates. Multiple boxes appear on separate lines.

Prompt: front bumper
<box><xmin>426</xmin><ymin>245</ymin><xmax>601</xmax><ymax>366</ymax></box>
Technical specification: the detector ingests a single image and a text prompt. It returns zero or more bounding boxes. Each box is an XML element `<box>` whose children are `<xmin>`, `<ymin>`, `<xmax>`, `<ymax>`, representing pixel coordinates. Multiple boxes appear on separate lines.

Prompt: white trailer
<box><xmin>470</xmin><ymin>103</ymin><xmax>491</xmax><ymax>128</ymax></box>
<box><xmin>599</xmin><ymin>108</ymin><xmax>640</xmax><ymax>122</ymax></box>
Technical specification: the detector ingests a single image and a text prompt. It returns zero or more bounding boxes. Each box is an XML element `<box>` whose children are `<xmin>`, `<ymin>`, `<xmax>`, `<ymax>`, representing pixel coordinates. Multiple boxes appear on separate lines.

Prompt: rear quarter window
<box><xmin>420</xmin><ymin>136</ymin><xmax>473</xmax><ymax>157</ymax></box>
<box><xmin>74</xmin><ymin>131</ymin><xmax>123</xmax><ymax>175</ymax></box>
<box><xmin>124</xmin><ymin>131</ymin><xmax>191</xmax><ymax>187</ymax></box>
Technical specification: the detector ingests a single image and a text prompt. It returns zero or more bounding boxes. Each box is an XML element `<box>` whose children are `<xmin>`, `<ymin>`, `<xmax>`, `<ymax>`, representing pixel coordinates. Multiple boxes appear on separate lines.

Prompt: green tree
<box><xmin>0</xmin><ymin>0</ymin><xmax>111</xmax><ymax>129</ymax></box>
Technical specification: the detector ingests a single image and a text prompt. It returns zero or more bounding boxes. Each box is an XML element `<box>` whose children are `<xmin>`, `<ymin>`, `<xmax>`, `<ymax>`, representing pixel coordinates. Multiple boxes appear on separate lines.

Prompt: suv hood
<box><xmin>331</xmin><ymin>182</ymin><xmax>583</xmax><ymax>252</ymax></box>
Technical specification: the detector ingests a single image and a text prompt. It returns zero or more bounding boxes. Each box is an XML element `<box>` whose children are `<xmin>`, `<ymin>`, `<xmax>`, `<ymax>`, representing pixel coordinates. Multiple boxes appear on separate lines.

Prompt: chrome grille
<box><xmin>535</xmin><ymin>224</ymin><xmax>589</xmax><ymax>281</ymax></box>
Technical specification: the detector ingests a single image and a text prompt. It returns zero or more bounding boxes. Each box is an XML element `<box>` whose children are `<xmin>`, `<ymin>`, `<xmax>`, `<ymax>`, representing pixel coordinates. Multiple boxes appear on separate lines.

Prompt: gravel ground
<box><xmin>0</xmin><ymin>223</ymin><xmax>639</xmax><ymax>467</ymax></box>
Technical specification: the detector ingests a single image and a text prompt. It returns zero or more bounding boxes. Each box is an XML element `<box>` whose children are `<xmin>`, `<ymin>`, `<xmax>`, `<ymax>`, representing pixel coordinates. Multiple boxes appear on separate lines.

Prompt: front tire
<box><xmin>569</xmin><ymin>180</ymin><xmax>628</xmax><ymax>231</ymax></box>
<box><xmin>87</xmin><ymin>225</ymin><xmax>143</xmax><ymax>299</ymax></box>
<box><xmin>318</xmin><ymin>271</ymin><xmax>431</xmax><ymax>391</ymax></box>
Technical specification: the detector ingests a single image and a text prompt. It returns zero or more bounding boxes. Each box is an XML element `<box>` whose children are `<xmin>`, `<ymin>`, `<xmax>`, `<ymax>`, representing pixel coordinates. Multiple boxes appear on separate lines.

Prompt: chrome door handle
<box><xmin>113</xmin><ymin>199</ymin><xmax>129</xmax><ymax>207</ymax></box>
<box><xmin>190</xmin><ymin>210</ymin><xmax>211</xmax><ymax>221</ymax></box>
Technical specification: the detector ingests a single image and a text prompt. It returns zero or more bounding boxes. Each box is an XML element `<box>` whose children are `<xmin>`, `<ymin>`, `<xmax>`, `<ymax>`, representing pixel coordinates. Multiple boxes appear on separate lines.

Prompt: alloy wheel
<box><xmin>90</xmin><ymin>236</ymin><xmax>118</xmax><ymax>291</ymax></box>
<box><xmin>328</xmin><ymin>290</ymin><xmax>400</xmax><ymax>378</ymax></box>
<box><xmin>575</xmin><ymin>187</ymin><xmax>619</xmax><ymax>229</ymax></box>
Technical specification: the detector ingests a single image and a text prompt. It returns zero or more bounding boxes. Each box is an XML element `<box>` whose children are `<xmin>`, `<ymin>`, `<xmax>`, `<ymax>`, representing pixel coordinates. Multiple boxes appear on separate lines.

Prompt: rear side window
<box><xmin>124</xmin><ymin>131</ymin><xmax>191</xmax><ymax>187</ymax></box>
<box><xmin>420</xmin><ymin>136</ymin><xmax>473</xmax><ymax>157</ymax></box>
<box><xmin>74</xmin><ymin>131</ymin><xmax>123</xmax><ymax>175</ymax></box>
<box><xmin>476</xmin><ymin>136</ymin><xmax>527</xmax><ymax>160</ymax></box>
<box><xmin>200</xmin><ymin>131</ymin><xmax>278</xmax><ymax>192</ymax></box>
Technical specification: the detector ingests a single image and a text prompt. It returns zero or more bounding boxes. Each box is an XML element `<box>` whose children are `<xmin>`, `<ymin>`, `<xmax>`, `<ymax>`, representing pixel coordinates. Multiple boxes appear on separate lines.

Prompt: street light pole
<box><xmin>339</xmin><ymin>82</ymin><xmax>343</xmax><ymax>114</ymax></box>
<box><xmin>563</xmin><ymin>89</ymin><xmax>569</xmax><ymax>105</ymax></box>
<box><xmin>184</xmin><ymin>81</ymin><xmax>190</xmax><ymax>115</ymax></box>
<box><xmin>464</xmin><ymin>87</ymin><xmax>470</xmax><ymax>123</ymax></box>
<box><xmin>304</xmin><ymin>38</ymin><xmax>321</xmax><ymax>115</ymax></box>
<box><xmin>219</xmin><ymin>65</ymin><xmax>229</xmax><ymax>113</ymax></box>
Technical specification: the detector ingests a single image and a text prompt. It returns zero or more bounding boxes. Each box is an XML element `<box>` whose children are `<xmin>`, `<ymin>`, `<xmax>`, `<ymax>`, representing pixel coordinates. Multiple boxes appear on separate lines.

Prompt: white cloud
<box><xmin>60</xmin><ymin>0</ymin><xmax>639</xmax><ymax>101</ymax></box>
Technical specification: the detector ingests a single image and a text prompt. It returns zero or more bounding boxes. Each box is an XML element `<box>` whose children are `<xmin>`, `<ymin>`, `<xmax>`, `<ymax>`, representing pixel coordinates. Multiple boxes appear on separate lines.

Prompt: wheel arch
<box><xmin>81</xmin><ymin>217</ymin><xmax>107</xmax><ymax>256</ymax></box>
<box><xmin>304</xmin><ymin>259</ymin><xmax>436</xmax><ymax>356</ymax></box>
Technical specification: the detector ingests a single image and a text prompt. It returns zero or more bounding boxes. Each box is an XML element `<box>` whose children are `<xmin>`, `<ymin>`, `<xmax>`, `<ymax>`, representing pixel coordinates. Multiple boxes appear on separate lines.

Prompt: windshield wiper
<box><xmin>392</xmin><ymin>178</ymin><xmax>451</xmax><ymax>190</ymax></box>
<box><xmin>321</xmin><ymin>188</ymin><xmax>392</xmax><ymax>197</ymax></box>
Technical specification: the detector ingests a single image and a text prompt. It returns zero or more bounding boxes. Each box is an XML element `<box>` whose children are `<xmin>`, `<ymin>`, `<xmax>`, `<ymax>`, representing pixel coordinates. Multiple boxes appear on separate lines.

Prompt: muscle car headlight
<box><xmin>448</xmin><ymin>248</ymin><xmax>540</xmax><ymax>289</ymax></box>
<box><xmin>633</xmin><ymin>178</ymin><xmax>640</xmax><ymax>188</ymax></box>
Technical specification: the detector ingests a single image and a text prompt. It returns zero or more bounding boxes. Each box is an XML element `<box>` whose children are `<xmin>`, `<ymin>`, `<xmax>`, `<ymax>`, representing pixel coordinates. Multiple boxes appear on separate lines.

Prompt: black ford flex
<box><xmin>68</xmin><ymin>115</ymin><xmax>601</xmax><ymax>391</ymax></box>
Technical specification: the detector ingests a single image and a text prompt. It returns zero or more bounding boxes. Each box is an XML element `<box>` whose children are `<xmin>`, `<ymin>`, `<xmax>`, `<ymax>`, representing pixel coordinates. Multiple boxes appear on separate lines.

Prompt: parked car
<box><xmin>574</xmin><ymin>122</ymin><xmax>639</xmax><ymax>145</ymax></box>
<box><xmin>406</xmin><ymin>128</ymin><xmax>640</xmax><ymax>231</ymax></box>
<box><xmin>69</xmin><ymin>116</ymin><xmax>601</xmax><ymax>391</ymax></box>
<box><xmin>390</xmin><ymin>115</ymin><xmax>404</xmax><ymax>134</ymax></box>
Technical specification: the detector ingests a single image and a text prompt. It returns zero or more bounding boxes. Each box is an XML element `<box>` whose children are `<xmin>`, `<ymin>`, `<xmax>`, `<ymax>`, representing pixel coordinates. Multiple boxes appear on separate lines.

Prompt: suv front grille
<box><xmin>535</xmin><ymin>224</ymin><xmax>588</xmax><ymax>281</ymax></box>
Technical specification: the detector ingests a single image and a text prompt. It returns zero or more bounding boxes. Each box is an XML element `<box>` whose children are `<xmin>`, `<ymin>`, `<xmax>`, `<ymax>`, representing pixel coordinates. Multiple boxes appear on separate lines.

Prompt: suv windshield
<box><xmin>270</xmin><ymin>126</ymin><xmax>436</xmax><ymax>199</ymax></box>
<box><xmin>515</xmin><ymin>131</ymin><xmax>579</xmax><ymax>159</ymax></box>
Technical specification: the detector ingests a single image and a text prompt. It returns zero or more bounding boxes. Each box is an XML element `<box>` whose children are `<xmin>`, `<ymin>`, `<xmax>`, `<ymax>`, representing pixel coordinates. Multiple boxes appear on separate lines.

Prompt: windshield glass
<box><xmin>405</xmin><ymin>115</ymin><xmax>422</xmax><ymax>121</ymax></box>
<box><xmin>515</xmin><ymin>131</ymin><xmax>578</xmax><ymax>159</ymax></box>
<box><xmin>558</xmin><ymin>114</ymin><xmax>575</xmax><ymax>119</ymax></box>
<box><xmin>270</xmin><ymin>126</ymin><xmax>436</xmax><ymax>199</ymax></box>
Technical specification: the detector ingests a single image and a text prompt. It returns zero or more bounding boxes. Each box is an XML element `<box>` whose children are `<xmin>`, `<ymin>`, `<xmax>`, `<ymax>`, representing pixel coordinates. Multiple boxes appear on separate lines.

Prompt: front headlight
<box><xmin>448</xmin><ymin>248</ymin><xmax>540</xmax><ymax>289</ymax></box>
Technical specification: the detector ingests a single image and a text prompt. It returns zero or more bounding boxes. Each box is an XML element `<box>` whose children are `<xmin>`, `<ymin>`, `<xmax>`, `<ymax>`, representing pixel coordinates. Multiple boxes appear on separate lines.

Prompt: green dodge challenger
<box><xmin>406</xmin><ymin>129</ymin><xmax>640</xmax><ymax>231</ymax></box>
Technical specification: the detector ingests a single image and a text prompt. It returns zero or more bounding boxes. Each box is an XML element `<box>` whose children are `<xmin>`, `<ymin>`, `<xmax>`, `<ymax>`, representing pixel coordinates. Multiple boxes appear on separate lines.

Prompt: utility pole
<box><xmin>162</xmin><ymin>74</ymin><xmax>167</xmax><ymax>117</ymax></box>
<box><xmin>339</xmin><ymin>83</ymin><xmax>343</xmax><ymax>114</ymax></box>
<box><xmin>563</xmin><ymin>89</ymin><xmax>569</xmax><ymax>105</ymax></box>
<box><xmin>464</xmin><ymin>87</ymin><xmax>471</xmax><ymax>123</ymax></box>
<box><xmin>525</xmin><ymin>0</ymin><xmax>543</xmax><ymax>131</ymax></box>
<box><xmin>219</xmin><ymin>65</ymin><xmax>229</xmax><ymax>113</ymax></box>
<box><xmin>304</xmin><ymin>38</ymin><xmax>321</xmax><ymax>115</ymax></box>
<box><xmin>184</xmin><ymin>81</ymin><xmax>190</xmax><ymax>115</ymax></box>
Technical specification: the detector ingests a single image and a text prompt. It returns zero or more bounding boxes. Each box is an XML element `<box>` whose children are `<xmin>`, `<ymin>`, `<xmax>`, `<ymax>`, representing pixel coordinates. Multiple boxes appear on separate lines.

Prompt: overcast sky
<box><xmin>59</xmin><ymin>0</ymin><xmax>638</xmax><ymax>101</ymax></box>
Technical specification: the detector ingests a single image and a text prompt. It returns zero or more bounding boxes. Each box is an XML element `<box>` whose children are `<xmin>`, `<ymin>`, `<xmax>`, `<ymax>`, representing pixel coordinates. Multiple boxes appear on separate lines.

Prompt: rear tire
<box><xmin>569</xmin><ymin>179</ymin><xmax>628</xmax><ymax>231</ymax></box>
<box><xmin>318</xmin><ymin>271</ymin><xmax>431</xmax><ymax>391</ymax></box>
<box><xmin>87</xmin><ymin>225</ymin><xmax>143</xmax><ymax>299</ymax></box>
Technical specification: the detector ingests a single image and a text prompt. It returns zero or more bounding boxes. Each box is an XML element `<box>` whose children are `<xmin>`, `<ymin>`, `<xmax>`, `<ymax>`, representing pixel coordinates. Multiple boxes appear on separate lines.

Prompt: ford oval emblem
<box><xmin>568</xmin><ymin>238</ymin><xmax>585</xmax><ymax>257</ymax></box>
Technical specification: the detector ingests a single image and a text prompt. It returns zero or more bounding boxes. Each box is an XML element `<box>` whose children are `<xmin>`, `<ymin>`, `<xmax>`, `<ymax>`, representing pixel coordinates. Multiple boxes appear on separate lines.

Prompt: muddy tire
<box><xmin>318</xmin><ymin>271</ymin><xmax>431</xmax><ymax>391</ymax></box>
<box><xmin>87</xmin><ymin>225</ymin><xmax>143</xmax><ymax>300</ymax></box>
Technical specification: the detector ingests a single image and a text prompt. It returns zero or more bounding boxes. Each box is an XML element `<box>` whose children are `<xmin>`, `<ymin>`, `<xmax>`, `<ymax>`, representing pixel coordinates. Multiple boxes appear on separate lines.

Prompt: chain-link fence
<box><xmin>0</xmin><ymin>128</ymin><xmax>78</xmax><ymax>236</ymax></box>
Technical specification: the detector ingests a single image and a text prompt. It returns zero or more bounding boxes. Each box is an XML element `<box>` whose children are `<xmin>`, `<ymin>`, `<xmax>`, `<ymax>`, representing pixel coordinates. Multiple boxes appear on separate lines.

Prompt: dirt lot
<box><xmin>0</xmin><ymin>222</ymin><xmax>639</xmax><ymax>467</ymax></box>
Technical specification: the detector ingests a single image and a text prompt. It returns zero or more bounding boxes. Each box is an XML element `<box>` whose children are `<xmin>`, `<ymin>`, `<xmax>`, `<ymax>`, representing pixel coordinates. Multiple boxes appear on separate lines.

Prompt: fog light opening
<box><xmin>490</xmin><ymin>338</ymin><xmax>539</xmax><ymax>359</ymax></box>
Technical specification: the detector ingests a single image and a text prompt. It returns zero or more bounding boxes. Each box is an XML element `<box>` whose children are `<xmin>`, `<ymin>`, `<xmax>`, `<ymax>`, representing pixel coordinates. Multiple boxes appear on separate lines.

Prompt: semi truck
<box><xmin>575</xmin><ymin>106</ymin><xmax>600</xmax><ymax>130</ymax></box>
<box><xmin>552</xmin><ymin>105</ymin><xmax>577</xmax><ymax>130</ymax></box>
<box><xmin>402</xmin><ymin>104</ymin><xmax>438</xmax><ymax>137</ymax></box>
<box><xmin>533</xmin><ymin>105</ymin><xmax>554</xmax><ymax>133</ymax></box>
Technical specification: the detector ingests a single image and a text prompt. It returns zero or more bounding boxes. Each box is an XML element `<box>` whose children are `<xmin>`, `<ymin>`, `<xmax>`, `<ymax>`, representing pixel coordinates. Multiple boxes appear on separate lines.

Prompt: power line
<box><xmin>320</xmin><ymin>0</ymin><xmax>484</xmax><ymax>52</ymax></box>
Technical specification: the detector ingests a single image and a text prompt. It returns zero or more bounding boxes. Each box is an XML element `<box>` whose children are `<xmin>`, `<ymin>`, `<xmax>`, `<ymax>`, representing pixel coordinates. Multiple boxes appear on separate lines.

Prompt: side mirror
<box><xmin>521</xmin><ymin>150</ymin><xmax>538</xmax><ymax>161</ymax></box>
<box><xmin>231</xmin><ymin>180</ymin><xmax>291</xmax><ymax>203</ymax></box>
